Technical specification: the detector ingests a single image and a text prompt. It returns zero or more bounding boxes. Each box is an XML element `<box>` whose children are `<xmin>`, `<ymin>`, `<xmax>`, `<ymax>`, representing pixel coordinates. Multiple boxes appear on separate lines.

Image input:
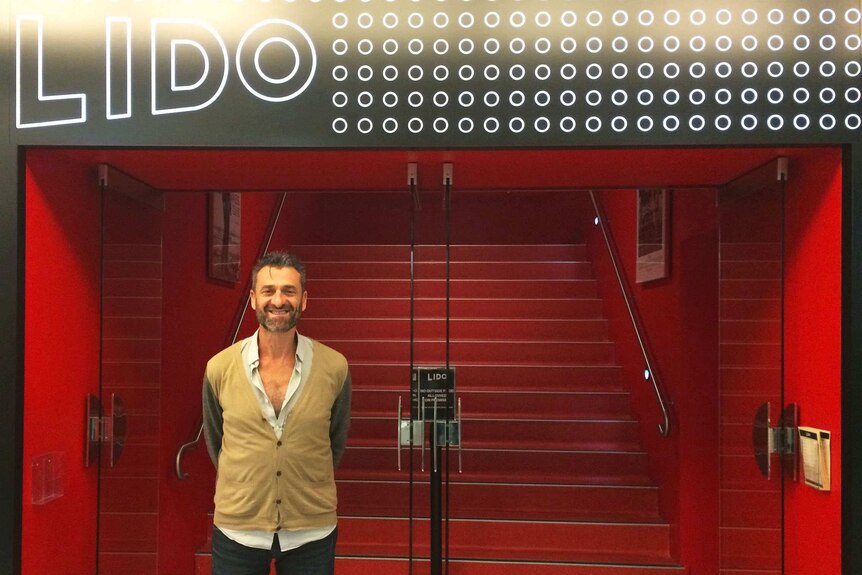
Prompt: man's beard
<box><xmin>256</xmin><ymin>305</ymin><xmax>302</xmax><ymax>333</ymax></box>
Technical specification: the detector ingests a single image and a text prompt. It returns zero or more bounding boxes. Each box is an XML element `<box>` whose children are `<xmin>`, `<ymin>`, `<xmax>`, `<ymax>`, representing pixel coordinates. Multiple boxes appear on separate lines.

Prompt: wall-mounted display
<box><xmin>208</xmin><ymin>191</ymin><xmax>241</xmax><ymax>283</ymax></box>
<box><xmin>636</xmin><ymin>188</ymin><xmax>669</xmax><ymax>283</ymax></box>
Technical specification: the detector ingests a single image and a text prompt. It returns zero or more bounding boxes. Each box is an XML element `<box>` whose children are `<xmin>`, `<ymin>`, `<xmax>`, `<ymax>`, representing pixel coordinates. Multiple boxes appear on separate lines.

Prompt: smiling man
<box><xmin>202</xmin><ymin>252</ymin><xmax>352</xmax><ymax>575</ymax></box>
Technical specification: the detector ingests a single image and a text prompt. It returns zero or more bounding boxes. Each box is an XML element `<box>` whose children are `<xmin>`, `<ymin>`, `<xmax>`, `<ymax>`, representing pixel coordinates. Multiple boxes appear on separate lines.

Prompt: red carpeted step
<box><xmin>293</xmin><ymin>245</ymin><xmax>409</xmax><ymax>262</ymax></box>
<box><xmin>719</xmin><ymin>243</ymin><xmax>781</xmax><ymax>262</ymax></box>
<box><xmin>309</xmin><ymin>278</ymin><xmax>599</xmax><ymax>299</ymax></box>
<box><xmin>719</xmin><ymin>298</ymin><xmax>782</xmax><ymax>320</ymax></box>
<box><xmin>329</xmin><ymin>339</ymin><xmax>617</xmax><ymax>364</ymax></box>
<box><xmin>719</xmin><ymin>342</ymin><xmax>781</xmax><ymax>368</ymax></box>
<box><xmin>335</xmin><ymin>557</ymin><xmax>688</xmax><ymax>575</ymax></box>
<box><xmin>348</xmin><ymin>417</ymin><xmax>640</xmax><ymax>451</ymax></box>
<box><xmin>348</xmin><ymin>363</ymin><xmax>624</xmax><ymax>392</ymax></box>
<box><xmin>424</xmin><ymin>278</ymin><xmax>599</xmax><ymax>299</ymax></box>
<box><xmin>416</xmin><ymin>244</ymin><xmax>590</xmax><ymax>262</ymax></box>
<box><xmin>307</xmin><ymin>297</ymin><xmax>606</xmax><ymax>319</ymax></box>
<box><xmin>719</xmin><ymin>454</ymin><xmax>778</xmax><ymax>489</ymax></box>
<box><xmin>719</xmin><ymin>260</ymin><xmax>782</xmax><ymax>280</ymax></box>
<box><xmin>335</xmin><ymin>516</ymin><xmax>674</xmax><ymax>565</ymax></box>
<box><xmin>195</xmin><ymin>554</ymin><xmax>277</xmax><ymax>575</ymax></box>
<box><xmin>339</xmin><ymin>558</ymin><xmax>688</xmax><ymax>575</ymax></box>
<box><xmin>302</xmin><ymin>317</ymin><xmax>610</xmax><ymax>341</ymax></box>
<box><xmin>338</xmin><ymin>447</ymin><xmax>651</xmax><ymax>485</ymax></box>
<box><xmin>294</xmin><ymin>244</ymin><xmax>590</xmax><ymax>263</ymax></box>
<box><xmin>197</xmin><ymin>555</ymin><xmax>689</xmax><ymax>575</ymax></box>
<box><xmin>307</xmin><ymin>260</ymin><xmax>594</xmax><ymax>281</ymax></box>
<box><xmin>351</xmin><ymin>389</ymin><xmax>632</xmax><ymax>419</ymax></box>
<box><xmin>719</xmin><ymin>366</ymin><xmax>780</xmax><ymax>393</ymax></box>
<box><xmin>336</xmin><ymin>479</ymin><xmax>662</xmax><ymax>522</ymax></box>
<box><xmin>718</xmin><ymin>318</ymin><xmax>781</xmax><ymax>343</ymax></box>
<box><xmin>720</xmin><ymin>526</ymin><xmax>781</xmax><ymax>571</ymax></box>
<box><xmin>719</xmin><ymin>278</ymin><xmax>781</xmax><ymax>300</ymax></box>
<box><xmin>720</xmin><ymin>394</ymin><xmax>779</xmax><ymax>426</ymax></box>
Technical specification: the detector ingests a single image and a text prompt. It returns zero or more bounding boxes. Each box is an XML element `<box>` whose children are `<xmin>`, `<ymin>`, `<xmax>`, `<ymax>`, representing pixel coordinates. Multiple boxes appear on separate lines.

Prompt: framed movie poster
<box><xmin>636</xmin><ymin>188</ymin><xmax>669</xmax><ymax>283</ymax></box>
<box><xmin>208</xmin><ymin>191</ymin><xmax>241</xmax><ymax>283</ymax></box>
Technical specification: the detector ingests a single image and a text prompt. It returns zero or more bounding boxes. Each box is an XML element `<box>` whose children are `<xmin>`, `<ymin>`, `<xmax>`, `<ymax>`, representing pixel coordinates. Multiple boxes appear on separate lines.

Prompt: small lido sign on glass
<box><xmin>411</xmin><ymin>366</ymin><xmax>456</xmax><ymax>421</ymax></box>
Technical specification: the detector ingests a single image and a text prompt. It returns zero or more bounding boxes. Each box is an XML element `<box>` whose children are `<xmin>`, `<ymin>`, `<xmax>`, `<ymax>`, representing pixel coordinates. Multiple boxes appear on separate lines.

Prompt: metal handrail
<box><xmin>175</xmin><ymin>192</ymin><xmax>288</xmax><ymax>480</ymax></box>
<box><xmin>589</xmin><ymin>191</ymin><xmax>671</xmax><ymax>437</ymax></box>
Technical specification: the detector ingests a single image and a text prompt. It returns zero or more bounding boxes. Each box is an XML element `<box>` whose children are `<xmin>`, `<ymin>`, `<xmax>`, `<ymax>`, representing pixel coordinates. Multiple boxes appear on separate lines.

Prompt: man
<box><xmin>203</xmin><ymin>251</ymin><xmax>352</xmax><ymax>575</ymax></box>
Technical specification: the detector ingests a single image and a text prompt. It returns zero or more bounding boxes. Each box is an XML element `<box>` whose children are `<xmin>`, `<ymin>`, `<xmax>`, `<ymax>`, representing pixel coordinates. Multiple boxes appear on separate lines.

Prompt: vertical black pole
<box><xmin>430</xmin><ymin>169</ymin><xmax>452</xmax><ymax>575</ymax></box>
<box><xmin>430</xmin><ymin>443</ymin><xmax>442</xmax><ymax>575</ymax></box>
<box><xmin>408</xmin><ymin>168</ymin><xmax>417</xmax><ymax>575</ymax></box>
<box><xmin>443</xmin><ymin>168</ymin><xmax>452</xmax><ymax>575</ymax></box>
<box><xmin>778</xmin><ymin>173</ymin><xmax>786</xmax><ymax>575</ymax></box>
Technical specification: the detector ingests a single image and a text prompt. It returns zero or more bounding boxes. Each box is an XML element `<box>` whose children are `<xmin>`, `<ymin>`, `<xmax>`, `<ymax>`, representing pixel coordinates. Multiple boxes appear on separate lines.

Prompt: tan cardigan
<box><xmin>202</xmin><ymin>339</ymin><xmax>351</xmax><ymax>532</ymax></box>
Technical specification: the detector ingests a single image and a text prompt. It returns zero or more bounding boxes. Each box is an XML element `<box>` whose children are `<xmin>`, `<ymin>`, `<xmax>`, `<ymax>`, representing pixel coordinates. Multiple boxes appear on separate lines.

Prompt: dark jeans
<box><xmin>212</xmin><ymin>526</ymin><xmax>338</xmax><ymax>575</ymax></box>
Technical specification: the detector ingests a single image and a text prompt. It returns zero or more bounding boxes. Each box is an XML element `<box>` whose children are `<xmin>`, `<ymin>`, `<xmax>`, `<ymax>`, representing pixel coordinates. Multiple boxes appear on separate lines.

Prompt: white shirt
<box><xmin>217</xmin><ymin>330</ymin><xmax>336</xmax><ymax>551</ymax></box>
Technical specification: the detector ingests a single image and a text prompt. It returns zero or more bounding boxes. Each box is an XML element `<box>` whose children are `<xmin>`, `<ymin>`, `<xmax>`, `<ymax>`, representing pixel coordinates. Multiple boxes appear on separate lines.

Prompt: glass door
<box><xmin>718</xmin><ymin>159</ymin><xmax>788</xmax><ymax>575</ymax></box>
<box><xmin>97</xmin><ymin>176</ymin><xmax>165</xmax><ymax>574</ymax></box>
<box><xmin>97</xmin><ymin>177</ymin><xmax>423</xmax><ymax>574</ymax></box>
<box><xmin>436</xmin><ymin>181</ymin><xmax>679</xmax><ymax>572</ymax></box>
<box><xmin>280</xmin><ymin>187</ymin><xmax>421</xmax><ymax>572</ymax></box>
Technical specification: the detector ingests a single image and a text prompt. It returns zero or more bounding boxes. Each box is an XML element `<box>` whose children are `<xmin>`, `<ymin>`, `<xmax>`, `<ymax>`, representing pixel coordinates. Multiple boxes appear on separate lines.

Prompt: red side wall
<box><xmin>783</xmin><ymin>149</ymin><xmax>842</xmax><ymax>575</ymax></box>
<box><xmin>22</xmin><ymin>151</ymin><xmax>102</xmax><ymax>575</ymax></box>
<box><xmin>584</xmin><ymin>187</ymin><xmax>720</xmax><ymax>573</ymax></box>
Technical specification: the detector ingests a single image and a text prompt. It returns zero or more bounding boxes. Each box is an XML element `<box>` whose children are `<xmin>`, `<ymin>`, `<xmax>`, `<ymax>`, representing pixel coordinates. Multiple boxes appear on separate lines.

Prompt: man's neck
<box><xmin>257</xmin><ymin>328</ymin><xmax>298</xmax><ymax>362</ymax></box>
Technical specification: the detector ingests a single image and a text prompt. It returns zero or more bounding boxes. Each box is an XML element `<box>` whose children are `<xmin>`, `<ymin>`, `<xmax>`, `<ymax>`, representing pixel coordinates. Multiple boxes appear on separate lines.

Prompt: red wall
<box><xmin>584</xmin><ymin>187</ymin><xmax>720</xmax><ymax>572</ymax></box>
<box><xmin>783</xmin><ymin>149</ymin><xmax>843</xmax><ymax>575</ymax></box>
<box><xmin>22</xmin><ymin>151</ymin><xmax>102</xmax><ymax>575</ymax></box>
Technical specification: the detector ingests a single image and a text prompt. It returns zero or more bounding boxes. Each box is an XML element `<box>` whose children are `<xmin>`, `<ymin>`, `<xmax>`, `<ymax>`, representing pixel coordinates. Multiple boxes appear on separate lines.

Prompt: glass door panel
<box><xmin>405</xmin><ymin>185</ymin><xmax>451</xmax><ymax>574</ymax></box>
<box><xmin>441</xmin><ymin>188</ymin><xmax>673</xmax><ymax>570</ymax></box>
<box><xmin>718</xmin><ymin>164</ymin><xmax>786</xmax><ymax>575</ymax></box>
<box><xmin>98</xmin><ymin>184</ymin><xmax>164</xmax><ymax>575</ymax></box>
<box><xmin>274</xmin><ymin>190</ymin><xmax>420</xmax><ymax>572</ymax></box>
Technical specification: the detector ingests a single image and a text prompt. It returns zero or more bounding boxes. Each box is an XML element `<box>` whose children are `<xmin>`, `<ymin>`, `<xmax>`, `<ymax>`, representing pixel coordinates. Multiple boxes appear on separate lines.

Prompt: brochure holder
<box><xmin>798</xmin><ymin>426</ymin><xmax>831</xmax><ymax>491</ymax></box>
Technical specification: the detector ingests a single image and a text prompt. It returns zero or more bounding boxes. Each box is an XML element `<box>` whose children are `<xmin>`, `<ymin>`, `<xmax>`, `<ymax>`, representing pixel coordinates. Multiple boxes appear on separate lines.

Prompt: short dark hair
<box><xmin>251</xmin><ymin>252</ymin><xmax>306</xmax><ymax>291</ymax></box>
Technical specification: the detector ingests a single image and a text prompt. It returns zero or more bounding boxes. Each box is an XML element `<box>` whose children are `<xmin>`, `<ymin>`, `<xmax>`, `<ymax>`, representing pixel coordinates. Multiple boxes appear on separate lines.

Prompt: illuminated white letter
<box><xmin>171</xmin><ymin>40</ymin><xmax>210</xmax><ymax>91</ymax></box>
<box><xmin>106</xmin><ymin>17</ymin><xmax>132</xmax><ymax>119</ymax></box>
<box><xmin>151</xmin><ymin>19</ymin><xmax>228</xmax><ymax>115</ymax></box>
<box><xmin>16</xmin><ymin>16</ymin><xmax>87</xmax><ymax>128</ymax></box>
<box><xmin>236</xmin><ymin>19</ymin><xmax>317</xmax><ymax>102</ymax></box>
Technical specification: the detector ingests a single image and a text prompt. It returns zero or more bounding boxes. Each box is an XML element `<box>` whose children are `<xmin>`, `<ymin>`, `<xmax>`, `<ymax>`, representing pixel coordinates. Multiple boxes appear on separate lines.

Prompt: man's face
<box><xmin>250</xmin><ymin>266</ymin><xmax>307</xmax><ymax>333</ymax></box>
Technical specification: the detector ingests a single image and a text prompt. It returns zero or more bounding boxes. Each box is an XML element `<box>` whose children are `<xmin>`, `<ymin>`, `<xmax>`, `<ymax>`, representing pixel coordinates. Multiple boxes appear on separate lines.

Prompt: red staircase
<box><xmin>297</xmin><ymin>243</ymin><xmax>687</xmax><ymax>575</ymax></box>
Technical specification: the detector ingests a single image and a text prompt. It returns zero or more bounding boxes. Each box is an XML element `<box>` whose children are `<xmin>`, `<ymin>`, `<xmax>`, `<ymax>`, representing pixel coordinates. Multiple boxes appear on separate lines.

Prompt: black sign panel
<box><xmin>411</xmin><ymin>366</ymin><xmax>455</xmax><ymax>421</ymax></box>
<box><xmin>7</xmin><ymin>0</ymin><xmax>862</xmax><ymax>146</ymax></box>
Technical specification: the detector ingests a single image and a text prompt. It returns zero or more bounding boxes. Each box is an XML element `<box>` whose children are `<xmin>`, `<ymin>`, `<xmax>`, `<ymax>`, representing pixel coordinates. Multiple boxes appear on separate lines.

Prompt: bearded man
<box><xmin>202</xmin><ymin>251</ymin><xmax>352</xmax><ymax>575</ymax></box>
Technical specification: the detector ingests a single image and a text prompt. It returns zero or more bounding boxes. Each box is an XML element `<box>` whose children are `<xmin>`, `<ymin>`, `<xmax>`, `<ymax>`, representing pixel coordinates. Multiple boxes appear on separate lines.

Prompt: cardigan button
<box><xmin>277</xmin><ymin>441</ymin><xmax>282</xmax><ymax>447</ymax></box>
<box><xmin>276</xmin><ymin>499</ymin><xmax>282</xmax><ymax>504</ymax></box>
<box><xmin>276</xmin><ymin>471</ymin><xmax>282</xmax><ymax>476</ymax></box>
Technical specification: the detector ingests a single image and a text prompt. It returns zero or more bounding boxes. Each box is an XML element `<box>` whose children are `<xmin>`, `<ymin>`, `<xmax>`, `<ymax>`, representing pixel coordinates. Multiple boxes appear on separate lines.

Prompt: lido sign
<box><xmin>15</xmin><ymin>15</ymin><xmax>318</xmax><ymax>129</ymax></box>
<box><xmin>10</xmin><ymin>2</ymin><xmax>860</xmax><ymax>144</ymax></box>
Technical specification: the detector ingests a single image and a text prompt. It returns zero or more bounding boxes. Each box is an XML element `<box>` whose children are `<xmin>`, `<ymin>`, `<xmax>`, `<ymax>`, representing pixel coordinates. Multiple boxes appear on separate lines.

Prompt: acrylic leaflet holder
<box><xmin>798</xmin><ymin>426</ymin><xmax>831</xmax><ymax>491</ymax></box>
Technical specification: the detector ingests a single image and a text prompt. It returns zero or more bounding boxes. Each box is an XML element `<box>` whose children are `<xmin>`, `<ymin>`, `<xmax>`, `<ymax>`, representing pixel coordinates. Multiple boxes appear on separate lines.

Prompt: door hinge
<box><xmin>85</xmin><ymin>393</ymin><xmax>127</xmax><ymax>468</ymax></box>
<box><xmin>754</xmin><ymin>402</ymin><xmax>799</xmax><ymax>481</ymax></box>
